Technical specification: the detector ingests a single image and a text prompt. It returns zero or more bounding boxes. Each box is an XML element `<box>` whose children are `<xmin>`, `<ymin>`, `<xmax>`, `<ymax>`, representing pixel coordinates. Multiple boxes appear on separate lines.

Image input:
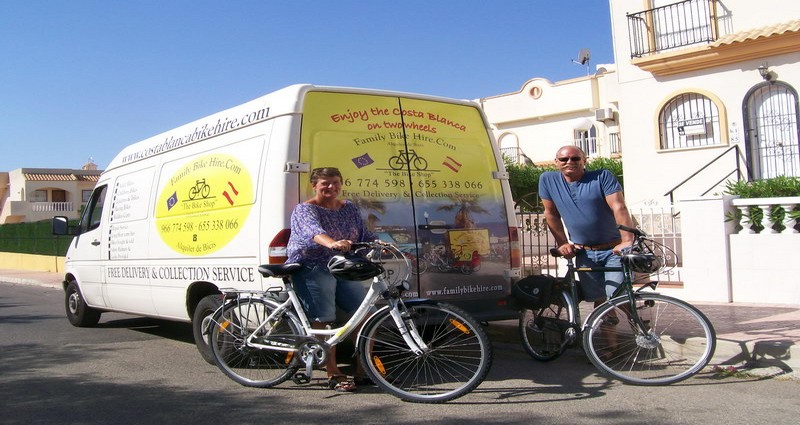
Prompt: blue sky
<box><xmin>0</xmin><ymin>1</ymin><xmax>612</xmax><ymax>172</ymax></box>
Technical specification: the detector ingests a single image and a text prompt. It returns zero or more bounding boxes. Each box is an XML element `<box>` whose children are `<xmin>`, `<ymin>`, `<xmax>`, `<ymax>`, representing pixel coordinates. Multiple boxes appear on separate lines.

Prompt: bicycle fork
<box><xmin>387</xmin><ymin>299</ymin><xmax>428</xmax><ymax>355</ymax></box>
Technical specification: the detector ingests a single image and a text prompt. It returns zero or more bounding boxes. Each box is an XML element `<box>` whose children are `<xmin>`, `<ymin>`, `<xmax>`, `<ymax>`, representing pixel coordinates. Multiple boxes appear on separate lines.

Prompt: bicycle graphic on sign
<box><xmin>388</xmin><ymin>149</ymin><xmax>429</xmax><ymax>171</ymax></box>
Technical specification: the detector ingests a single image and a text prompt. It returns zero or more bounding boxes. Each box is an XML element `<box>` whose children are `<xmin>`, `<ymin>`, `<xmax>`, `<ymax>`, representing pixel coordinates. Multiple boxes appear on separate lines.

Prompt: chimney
<box><xmin>82</xmin><ymin>158</ymin><xmax>97</xmax><ymax>171</ymax></box>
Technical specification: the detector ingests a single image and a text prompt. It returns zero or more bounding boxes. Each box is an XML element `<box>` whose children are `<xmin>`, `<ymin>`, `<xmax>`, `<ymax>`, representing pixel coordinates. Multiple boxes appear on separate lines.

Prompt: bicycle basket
<box><xmin>327</xmin><ymin>254</ymin><xmax>384</xmax><ymax>281</ymax></box>
<box><xmin>511</xmin><ymin>275</ymin><xmax>560</xmax><ymax>310</ymax></box>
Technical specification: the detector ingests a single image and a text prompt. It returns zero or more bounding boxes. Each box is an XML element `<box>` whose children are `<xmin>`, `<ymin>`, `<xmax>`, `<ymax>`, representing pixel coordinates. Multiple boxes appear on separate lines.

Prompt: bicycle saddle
<box><xmin>258</xmin><ymin>263</ymin><xmax>301</xmax><ymax>278</ymax></box>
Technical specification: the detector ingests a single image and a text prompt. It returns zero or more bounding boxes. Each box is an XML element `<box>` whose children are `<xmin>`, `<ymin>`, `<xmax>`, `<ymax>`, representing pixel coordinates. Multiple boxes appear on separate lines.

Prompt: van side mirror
<box><xmin>52</xmin><ymin>216</ymin><xmax>75</xmax><ymax>236</ymax></box>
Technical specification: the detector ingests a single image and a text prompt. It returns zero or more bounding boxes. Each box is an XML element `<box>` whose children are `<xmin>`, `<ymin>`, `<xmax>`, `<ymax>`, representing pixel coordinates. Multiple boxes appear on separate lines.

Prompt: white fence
<box><xmin>679</xmin><ymin>195</ymin><xmax>799</xmax><ymax>305</ymax></box>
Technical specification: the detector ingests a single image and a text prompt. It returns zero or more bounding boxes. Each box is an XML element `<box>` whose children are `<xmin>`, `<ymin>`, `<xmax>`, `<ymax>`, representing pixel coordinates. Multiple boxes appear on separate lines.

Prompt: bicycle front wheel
<box><xmin>358</xmin><ymin>302</ymin><xmax>492</xmax><ymax>403</ymax></box>
<box><xmin>519</xmin><ymin>291</ymin><xmax>574</xmax><ymax>361</ymax></box>
<box><xmin>209</xmin><ymin>297</ymin><xmax>302</xmax><ymax>388</ymax></box>
<box><xmin>583</xmin><ymin>293</ymin><xmax>716</xmax><ymax>385</ymax></box>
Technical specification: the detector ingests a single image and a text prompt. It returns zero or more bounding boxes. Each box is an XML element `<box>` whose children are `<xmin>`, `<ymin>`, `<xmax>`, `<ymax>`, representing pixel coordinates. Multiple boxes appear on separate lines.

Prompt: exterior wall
<box><xmin>479</xmin><ymin>71</ymin><xmax>621</xmax><ymax>164</ymax></box>
<box><xmin>730</xmin><ymin>233</ymin><xmax>800</xmax><ymax>304</ymax></box>
<box><xmin>0</xmin><ymin>252</ymin><xmax>65</xmax><ymax>273</ymax></box>
<box><xmin>609</xmin><ymin>0</ymin><xmax>800</xmax><ymax>206</ymax></box>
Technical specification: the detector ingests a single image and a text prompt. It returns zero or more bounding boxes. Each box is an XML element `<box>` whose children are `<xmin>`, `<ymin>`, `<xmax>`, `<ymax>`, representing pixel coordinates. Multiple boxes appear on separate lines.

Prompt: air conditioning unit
<box><xmin>595</xmin><ymin>108</ymin><xmax>615</xmax><ymax>122</ymax></box>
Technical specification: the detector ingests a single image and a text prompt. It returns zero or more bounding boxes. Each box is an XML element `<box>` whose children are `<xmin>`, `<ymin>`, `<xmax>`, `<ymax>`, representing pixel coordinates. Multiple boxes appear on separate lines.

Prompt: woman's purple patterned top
<box><xmin>286</xmin><ymin>200</ymin><xmax>376</xmax><ymax>268</ymax></box>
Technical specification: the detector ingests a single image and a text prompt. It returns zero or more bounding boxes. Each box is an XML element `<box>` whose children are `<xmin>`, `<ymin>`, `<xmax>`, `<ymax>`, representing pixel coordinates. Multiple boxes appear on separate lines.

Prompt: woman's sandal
<box><xmin>328</xmin><ymin>375</ymin><xmax>357</xmax><ymax>392</ymax></box>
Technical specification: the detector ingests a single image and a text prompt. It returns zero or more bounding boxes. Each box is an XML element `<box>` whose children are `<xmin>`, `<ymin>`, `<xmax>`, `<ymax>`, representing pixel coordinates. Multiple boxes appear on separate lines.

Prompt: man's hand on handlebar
<box><xmin>556</xmin><ymin>242</ymin><xmax>577</xmax><ymax>259</ymax></box>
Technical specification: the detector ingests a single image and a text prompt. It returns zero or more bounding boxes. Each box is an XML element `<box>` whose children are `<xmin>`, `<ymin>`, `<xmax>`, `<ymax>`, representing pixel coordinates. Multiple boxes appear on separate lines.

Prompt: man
<box><xmin>539</xmin><ymin>145</ymin><xmax>634</xmax><ymax>305</ymax></box>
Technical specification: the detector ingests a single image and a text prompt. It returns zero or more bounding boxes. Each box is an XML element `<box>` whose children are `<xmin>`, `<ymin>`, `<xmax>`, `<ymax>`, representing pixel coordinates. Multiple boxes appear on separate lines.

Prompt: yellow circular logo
<box><xmin>155</xmin><ymin>154</ymin><xmax>253</xmax><ymax>256</ymax></box>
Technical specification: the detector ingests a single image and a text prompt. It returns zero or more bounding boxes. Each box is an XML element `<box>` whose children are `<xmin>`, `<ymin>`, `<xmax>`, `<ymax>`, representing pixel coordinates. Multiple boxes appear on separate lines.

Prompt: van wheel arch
<box><xmin>188</xmin><ymin>282</ymin><xmax>222</xmax><ymax>365</ymax></box>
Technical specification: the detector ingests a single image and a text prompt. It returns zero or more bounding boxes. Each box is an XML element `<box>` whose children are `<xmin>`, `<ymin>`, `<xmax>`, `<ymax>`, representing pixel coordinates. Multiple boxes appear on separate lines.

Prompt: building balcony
<box><xmin>1</xmin><ymin>201</ymin><xmax>78</xmax><ymax>224</ymax></box>
<box><xmin>626</xmin><ymin>0</ymin><xmax>800</xmax><ymax>76</ymax></box>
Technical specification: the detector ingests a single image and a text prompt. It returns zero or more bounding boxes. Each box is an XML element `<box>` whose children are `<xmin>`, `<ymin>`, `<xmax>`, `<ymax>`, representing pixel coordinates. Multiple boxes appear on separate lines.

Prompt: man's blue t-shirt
<box><xmin>538</xmin><ymin>169</ymin><xmax>622</xmax><ymax>245</ymax></box>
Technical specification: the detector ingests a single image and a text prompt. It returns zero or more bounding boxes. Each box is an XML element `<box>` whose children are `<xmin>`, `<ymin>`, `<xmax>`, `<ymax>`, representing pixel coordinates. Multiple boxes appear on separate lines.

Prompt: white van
<box><xmin>53</xmin><ymin>84</ymin><xmax>521</xmax><ymax>363</ymax></box>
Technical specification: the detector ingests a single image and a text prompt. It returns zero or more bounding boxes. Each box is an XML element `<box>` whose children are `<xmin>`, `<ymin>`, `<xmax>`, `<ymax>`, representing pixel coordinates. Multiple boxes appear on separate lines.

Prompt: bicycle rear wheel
<box><xmin>519</xmin><ymin>291</ymin><xmax>574</xmax><ymax>361</ymax></box>
<box><xmin>209</xmin><ymin>297</ymin><xmax>302</xmax><ymax>388</ymax></box>
<box><xmin>358</xmin><ymin>302</ymin><xmax>492</xmax><ymax>403</ymax></box>
<box><xmin>583</xmin><ymin>293</ymin><xmax>716</xmax><ymax>385</ymax></box>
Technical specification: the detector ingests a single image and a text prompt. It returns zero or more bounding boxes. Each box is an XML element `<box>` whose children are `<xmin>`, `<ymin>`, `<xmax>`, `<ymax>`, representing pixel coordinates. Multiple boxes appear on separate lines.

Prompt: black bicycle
<box><xmin>515</xmin><ymin>225</ymin><xmax>716</xmax><ymax>385</ymax></box>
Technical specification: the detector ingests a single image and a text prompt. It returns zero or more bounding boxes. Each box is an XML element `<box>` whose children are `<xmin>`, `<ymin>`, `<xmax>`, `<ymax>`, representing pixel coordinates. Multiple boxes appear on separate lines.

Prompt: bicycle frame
<box><xmin>559</xmin><ymin>228</ymin><xmax>664</xmax><ymax>337</ymax></box>
<box><xmin>564</xmin><ymin>258</ymin><xmax>652</xmax><ymax>334</ymax></box>
<box><xmin>215</xmin><ymin>244</ymin><xmax>430</xmax><ymax>361</ymax></box>
<box><xmin>245</xmin><ymin>278</ymin><xmax>427</xmax><ymax>355</ymax></box>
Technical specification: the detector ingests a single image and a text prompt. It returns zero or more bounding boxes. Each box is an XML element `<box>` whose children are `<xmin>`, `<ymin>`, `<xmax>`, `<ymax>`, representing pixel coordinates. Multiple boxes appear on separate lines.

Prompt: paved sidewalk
<box><xmin>3</xmin><ymin>268</ymin><xmax>799</xmax><ymax>377</ymax></box>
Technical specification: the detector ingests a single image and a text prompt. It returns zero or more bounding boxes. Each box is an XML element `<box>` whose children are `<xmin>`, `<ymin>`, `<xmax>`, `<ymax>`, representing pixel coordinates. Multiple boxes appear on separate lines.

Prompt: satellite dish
<box><xmin>573</xmin><ymin>48</ymin><xmax>590</xmax><ymax>66</ymax></box>
<box><xmin>571</xmin><ymin>48</ymin><xmax>591</xmax><ymax>75</ymax></box>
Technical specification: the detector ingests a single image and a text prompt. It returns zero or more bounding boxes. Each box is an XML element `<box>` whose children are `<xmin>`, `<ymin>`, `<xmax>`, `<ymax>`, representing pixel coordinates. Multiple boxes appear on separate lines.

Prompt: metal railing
<box><xmin>627</xmin><ymin>0</ymin><xmax>717</xmax><ymax>58</ymax></box>
<box><xmin>663</xmin><ymin>145</ymin><xmax>747</xmax><ymax>204</ymax></box>
<box><xmin>516</xmin><ymin>205</ymin><xmax>684</xmax><ymax>285</ymax></box>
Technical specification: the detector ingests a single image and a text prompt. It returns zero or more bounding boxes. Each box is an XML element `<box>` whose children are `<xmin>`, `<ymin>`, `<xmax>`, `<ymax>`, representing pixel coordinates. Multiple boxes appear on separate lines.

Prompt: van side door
<box><xmin>68</xmin><ymin>183</ymin><xmax>109</xmax><ymax>308</ymax></box>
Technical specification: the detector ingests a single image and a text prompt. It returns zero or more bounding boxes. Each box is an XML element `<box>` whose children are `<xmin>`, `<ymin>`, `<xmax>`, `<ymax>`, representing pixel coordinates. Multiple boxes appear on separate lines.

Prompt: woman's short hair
<box><xmin>310</xmin><ymin>167</ymin><xmax>342</xmax><ymax>185</ymax></box>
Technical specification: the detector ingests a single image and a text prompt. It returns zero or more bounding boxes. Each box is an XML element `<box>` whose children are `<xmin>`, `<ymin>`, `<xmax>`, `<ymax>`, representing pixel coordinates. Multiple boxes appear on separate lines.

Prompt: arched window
<box><xmin>743</xmin><ymin>82</ymin><xmax>800</xmax><ymax>179</ymax></box>
<box><xmin>497</xmin><ymin>132</ymin><xmax>521</xmax><ymax>163</ymax></box>
<box><xmin>658</xmin><ymin>92</ymin><xmax>721</xmax><ymax>150</ymax></box>
<box><xmin>572</xmin><ymin>118</ymin><xmax>597</xmax><ymax>157</ymax></box>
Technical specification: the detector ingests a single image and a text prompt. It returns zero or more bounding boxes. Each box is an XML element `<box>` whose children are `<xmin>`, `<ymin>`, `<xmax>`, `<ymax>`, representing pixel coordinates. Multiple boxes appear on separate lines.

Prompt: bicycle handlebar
<box><xmin>549</xmin><ymin>224</ymin><xmax>648</xmax><ymax>258</ymax></box>
<box><xmin>617</xmin><ymin>224</ymin><xmax>646</xmax><ymax>237</ymax></box>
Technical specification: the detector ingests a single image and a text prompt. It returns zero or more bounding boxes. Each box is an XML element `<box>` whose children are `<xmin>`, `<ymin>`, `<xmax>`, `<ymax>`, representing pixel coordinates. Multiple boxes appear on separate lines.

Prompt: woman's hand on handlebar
<box><xmin>329</xmin><ymin>239</ymin><xmax>353</xmax><ymax>252</ymax></box>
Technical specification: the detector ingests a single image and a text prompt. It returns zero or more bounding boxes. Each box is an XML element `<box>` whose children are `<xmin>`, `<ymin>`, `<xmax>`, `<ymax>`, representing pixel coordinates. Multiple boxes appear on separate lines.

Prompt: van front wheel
<box><xmin>65</xmin><ymin>281</ymin><xmax>101</xmax><ymax>327</ymax></box>
<box><xmin>193</xmin><ymin>294</ymin><xmax>223</xmax><ymax>365</ymax></box>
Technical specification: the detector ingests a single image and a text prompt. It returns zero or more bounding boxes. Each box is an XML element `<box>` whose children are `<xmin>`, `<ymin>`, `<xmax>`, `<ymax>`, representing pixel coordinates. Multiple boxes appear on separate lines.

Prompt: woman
<box><xmin>286</xmin><ymin>167</ymin><xmax>375</xmax><ymax>392</ymax></box>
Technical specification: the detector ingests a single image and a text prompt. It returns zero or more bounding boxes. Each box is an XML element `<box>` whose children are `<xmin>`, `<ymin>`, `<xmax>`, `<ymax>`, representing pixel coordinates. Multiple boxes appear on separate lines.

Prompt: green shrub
<box><xmin>0</xmin><ymin>221</ymin><xmax>74</xmax><ymax>256</ymax></box>
<box><xmin>504</xmin><ymin>155</ymin><xmax>623</xmax><ymax>213</ymax></box>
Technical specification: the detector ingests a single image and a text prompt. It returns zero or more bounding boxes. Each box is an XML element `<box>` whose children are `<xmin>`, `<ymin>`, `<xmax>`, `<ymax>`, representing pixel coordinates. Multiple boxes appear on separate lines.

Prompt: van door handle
<box><xmin>91</xmin><ymin>240</ymin><xmax>101</xmax><ymax>246</ymax></box>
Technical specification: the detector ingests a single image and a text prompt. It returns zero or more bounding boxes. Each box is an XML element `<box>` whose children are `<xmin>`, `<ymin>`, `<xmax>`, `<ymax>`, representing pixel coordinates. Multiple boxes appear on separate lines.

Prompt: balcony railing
<box><xmin>731</xmin><ymin>197</ymin><xmax>800</xmax><ymax>234</ymax></box>
<box><xmin>30</xmin><ymin>202</ymin><xmax>74</xmax><ymax>212</ymax></box>
<box><xmin>627</xmin><ymin>0</ymin><xmax>717</xmax><ymax>58</ymax></box>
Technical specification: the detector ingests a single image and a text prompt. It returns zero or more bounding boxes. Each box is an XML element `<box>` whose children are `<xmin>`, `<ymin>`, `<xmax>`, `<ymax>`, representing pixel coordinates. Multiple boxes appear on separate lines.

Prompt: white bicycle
<box><xmin>206</xmin><ymin>241</ymin><xmax>492</xmax><ymax>403</ymax></box>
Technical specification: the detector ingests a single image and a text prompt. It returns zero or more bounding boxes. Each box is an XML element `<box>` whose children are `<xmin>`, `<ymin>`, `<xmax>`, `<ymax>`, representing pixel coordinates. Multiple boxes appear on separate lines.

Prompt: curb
<box><xmin>1</xmin><ymin>275</ymin><xmax>61</xmax><ymax>289</ymax></box>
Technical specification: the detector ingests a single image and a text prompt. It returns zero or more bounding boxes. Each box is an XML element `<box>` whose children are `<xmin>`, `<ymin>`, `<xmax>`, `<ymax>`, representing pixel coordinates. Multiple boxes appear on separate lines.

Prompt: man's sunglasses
<box><xmin>556</xmin><ymin>156</ymin><xmax>583</xmax><ymax>163</ymax></box>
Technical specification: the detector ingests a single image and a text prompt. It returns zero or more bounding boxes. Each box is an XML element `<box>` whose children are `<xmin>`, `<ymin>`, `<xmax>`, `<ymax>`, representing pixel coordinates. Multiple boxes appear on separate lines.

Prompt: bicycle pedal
<box><xmin>292</xmin><ymin>373</ymin><xmax>311</xmax><ymax>385</ymax></box>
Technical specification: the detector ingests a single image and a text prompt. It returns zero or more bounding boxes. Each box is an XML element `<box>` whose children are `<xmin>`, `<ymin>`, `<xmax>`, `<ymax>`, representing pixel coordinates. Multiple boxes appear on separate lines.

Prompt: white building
<box><xmin>612</xmin><ymin>0</ymin><xmax>799</xmax><ymax>206</ymax></box>
<box><xmin>479</xmin><ymin>68</ymin><xmax>621</xmax><ymax>168</ymax></box>
<box><xmin>481</xmin><ymin>0</ymin><xmax>800</xmax><ymax>304</ymax></box>
<box><xmin>483</xmin><ymin>0</ymin><xmax>799</xmax><ymax>206</ymax></box>
<box><xmin>0</xmin><ymin>161</ymin><xmax>102</xmax><ymax>224</ymax></box>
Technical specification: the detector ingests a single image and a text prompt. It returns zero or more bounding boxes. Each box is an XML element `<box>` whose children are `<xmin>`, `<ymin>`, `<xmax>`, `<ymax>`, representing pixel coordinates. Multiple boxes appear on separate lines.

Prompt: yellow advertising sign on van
<box><xmin>155</xmin><ymin>153</ymin><xmax>254</xmax><ymax>256</ymax></box>
<box><xmin>300</xmin><ymin>91</ymin><xmax>510</xmax><ymax>301</ymax></box>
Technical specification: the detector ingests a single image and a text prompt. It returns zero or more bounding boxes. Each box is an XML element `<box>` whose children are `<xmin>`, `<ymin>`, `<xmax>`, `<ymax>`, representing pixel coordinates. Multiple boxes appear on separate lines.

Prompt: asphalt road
<box><xmin>2</xmin><ymin>281</ymin><xmax>799</xmax><ymax>425</ymax></box>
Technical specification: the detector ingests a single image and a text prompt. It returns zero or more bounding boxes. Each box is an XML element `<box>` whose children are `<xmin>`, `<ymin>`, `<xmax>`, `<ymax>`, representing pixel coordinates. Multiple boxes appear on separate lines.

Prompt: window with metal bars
<box><xmin>658</xmin><ymin>92</ymin><xmax>721</xmax><ymax>150</ymax></box>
